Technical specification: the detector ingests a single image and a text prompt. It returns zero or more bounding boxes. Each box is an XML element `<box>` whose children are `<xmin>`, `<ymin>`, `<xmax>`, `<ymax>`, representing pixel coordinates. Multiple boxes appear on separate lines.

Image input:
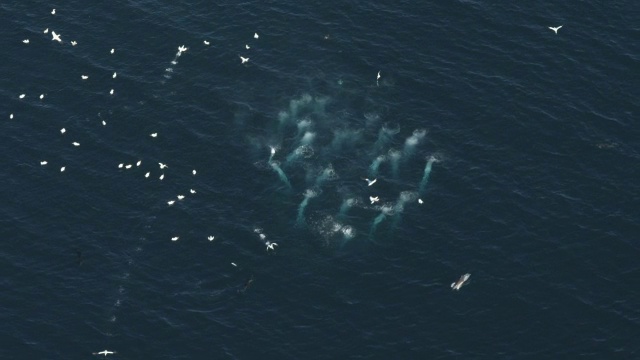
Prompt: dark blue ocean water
<box><xmin>1</xmin><ymin>1</ymin><xmax>638</xmax><ymax>359</ymax></box>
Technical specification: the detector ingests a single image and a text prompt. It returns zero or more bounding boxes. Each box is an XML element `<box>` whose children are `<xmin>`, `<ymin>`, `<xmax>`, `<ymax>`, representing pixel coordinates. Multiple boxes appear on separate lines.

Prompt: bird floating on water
<box><xmin>118</xmin><ymin>163</ymin><xmax>124</xmax><ymax>168</ymax></box>
<box><xmin>102</xmin><ymin>120</ymin><xmax>106</xmax><ymax>125</ymax></box>
<box><xmin>40</xmin><ymin>94</ymin><xmax>44</xmax><ymax>100</ymax></box>
<box><xmin>60</xmin><ymin>128</ymin><xmax>66</xmax><ymax>134</ymax></box>
<box><xmin>125</xmin><ymin>164</ymin><xmax>132</xmax><ymax>169</ymax></box>
<box><xmin>144</xmin><ymin>172</ymin><xmax>150</xmax><ymax>178</ymax></box>
<box><xmin>451</xmin><ymin>273</ymin><xmax>471</xmax><ymax>291</ymax></box>
<box><xmin>10</xmin><ymin>114</ymin><xmax>14</xmax><ymax>119</ymax></box>
<box><xmin>81</xmin><ymin>75</ymin><xmax>88</xmax><ymax>80</ymax></box>
<box><xmin>23</xmin><ymin>39</ymin><xmax>29</xmax><ymax>44</ymax></box>
<box><xmin>51</xmin><ymin>8</ymin><xmax>56</xmax><ymax>15</ymax></box>
<box><xmin>150</xmin><ymin>133</ymin><xmax>157</xmax><ymax>138</ymax></box>
<box><xmin>203</xmin><ymin>40</ymin><xmax>210</xmax><ymax>45</ymax></box>
<box><xmin>92</xmin><ymin>350</ymin><xmax>115</xmax><ymax>356</ymax></box>
<box><xmin>254</xmin><ymin>33</ymin><xmax>259</xmax><ymax>39</ymax></box>
<box><xmin>363</xmin><ymin>178</ymin><xmax>377</xmax><ymax>186</ymax></box>
<box><xmin>171</xmin><ymin>236</ymin><xmax>179</xmax><ymax>241</ymax></box>
<box><xmin>110</xmin><ymin>48</ymin><xmax>115</xmax><ymax>54</ymax></box>
<box><xmin>112</xmin><ymin>72</ymin><xmax>117</xmax><ymax>78</ymax></box>
<box><xmin>40</xmin><ymin>161</ymin><xmax>48</xmax><ymax>166</ymax></box>
<box><xmin>177</xmin><ymin>195</ymin><xmax>185</xmax><ymax>200</ymax></box>
<box><xmin>245</xmin><ymin>44</ymin><xmax>250</xmax><ymax>49</ymax></box>
<box><xmin>418</xmin><ymin>198</ymin><xmax>423</xmax><ymax>204</ymax></box>
<box><xmin>44</xmin><ymin>28</ymin><xmax>49</xmax><ymax>33</ymax></box>
<box><xmin>51</xmin><ymin>31</ymin><xmax>61</xmax><ymax>42</ymax></box>
<box><xmin>190</xmin><ymin>189</ymin><xmax>196</xmax><ymax>194</ymax></box>
<box><xmin>548</xmin><ymin>25</ymin><xmax>563</xmax><ymax>34</ymax></box>
<box><xmin>240</xmin><ymin>56</ymin><xmax>249</xmax><ymax>64</ymax></box>
<box><xmin>60</xmin><ymin>166</ymin><xmax>66</xmax><ymax>172</ymax></box>
<box><xmin>159</xmin><ymin>174</ymin><xmax>165</xmax><ymax>180</ymax></box>
<box><xmin>136</xmin><ymin>160</ymin><xmax>141</xmax><ymax>167</ymax></box>
<box><xmin>72</xmin><ymin>142</ymin><xmax>80</xmax><ymax>146</ymax></box>
<box><xmin>369</xmin><ymin>196</ymin><xmax>379</xmax><ymax>204</ymax></box>
<box><xmin>167</xmin><ymin>200</ymin><xmax>175</xmax><ymax>205</ymax></box>
<box><xmin>208</xmin><ymin>236</ymin><xmax>215</xmax><ymax>241</ymax></box>
<box><xmin>192</xmin><ymin>169</ymin><xmax>196</xmax><ymax>175</ymax></box>
<box><xmin>109</xmin><ymin>89</ymin><xmax>114</xmax><ymax>95</ymax></box>
<box><xmin>19</xmin><ymin>94</ymin><xmax>25</xmax><ymax>99</ymax></box>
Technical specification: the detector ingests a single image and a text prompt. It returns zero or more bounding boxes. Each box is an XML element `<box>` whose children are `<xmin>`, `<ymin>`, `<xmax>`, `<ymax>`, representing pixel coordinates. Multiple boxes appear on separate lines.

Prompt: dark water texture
<box><xmin>1</xmin><ymin>0</ymin><xmax>638</xmax><ymax>359</ymax></box>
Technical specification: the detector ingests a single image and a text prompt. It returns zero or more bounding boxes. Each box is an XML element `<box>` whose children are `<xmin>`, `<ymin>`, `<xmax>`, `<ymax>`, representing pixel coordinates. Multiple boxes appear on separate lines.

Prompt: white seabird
<box><xmin>369</xmin><ymin>196</ymin><xmax>379</xmax><ymax>204</ymax></box>
<box><xmin>418</xmin><ymin>198</ymin><xmax>424</xmax><ymax>204</ymax></box>
<box><xmin>549</xmin><ymin>25</ymin><xmax>563</xmax><ymax>34</ymax></box>
<box><xmin>72</xmin><ymin>142</ymin><xmax>80</xmax><ymax>146</ymax></box>
<box><xmin>240</xmin><ymin>56</ymin><xmax>249</xmax><ymax>64</ymax></box>
<box><xmin>189</xmin><ymin>189</ymin><xmax>196</xmax><ymax>194</ymax></box>
<box><xmin>159</xmin><ymin>174</ymin><xmax>164</xmax><ymax>180</ymax></box>
<box><xmin>102</xmin><ymin>120</ymin><xmax>107</xmax><ymax>126</ymax></box>
<box><xmin>125</xmin><ymin>164</ymin><xmax>132</xmax><ymax>169</ymax></box>
<box><xmin>71</xmin><ymin>40</ymin><xmax>77</xmax><ymax>46</ymax></box>
<box><xmin>150</xmin><ymin>133</ymin><xmax>157</xmax><ymax>138</ymax></box>
<box><xmin>51</xmin><ymin>8</ymin><xmax>56</xmax><ymax>15</ymax></box>
<box><xmin>144</xmin><ymin>172</ymin><xmax>150</xmax><ymax>178</ymax></box>
<box><xmin>363</xmin><ymin>178</ymin><xmax>377</xmax><ymax>186</ymax></box>
<box><xmin>171</xmin><ymin>236</ymin><xmax>179</xmax><ymax>241</ymax></box>
<box><xmin>109</xmin><ymin>89</ymin><xmax>114</xmax><ymax>95</ymax></box>
<box><xmin>40</xmin><ymin>161</ymin><xmax>48</xmax><ymax>165</ymax></box>
<box><xmin>245</xmin><ymin>44</ymin><xmax>250</xmax><ymax>49</ymax></box>
<box><xmin>112</xmin><ymin>72</ymin><xmax>116</xmax><ymax>78</ymax></box>
<box><xmin>192</xmin><ymin>169</ymin><xmax>196</xmax><ymax>175</ymax></box>
<box><xmin>60</xmin><ymin>128</ymin><xmax>66</xmax><ymax>134</ymax></box>
<box><xmin>10</xmin><ymin>114</ymin><xmax>14</xmax><ymax>119</ymax></box>
<box><xmin>44</xmin><ymin>28</ymin><xmax>49</xmax><ymax>33</ymax></box>
<box><xmin>81</xmin><ymin>75</ymin><xmax>88</xmax><ymax>80</ymax></box>
<box><xmin>51</xmin><ymin>31</ymin><xmax>62</xmax><ymax>42</ymax></box>
<box><xmin>92</xmin><ymin>350</ymin><xmax>116</xmax><ymax>356</ymax></box>
<box><xmin>266</xmin><ymin>241</ymin><xmax>278</xmax><ymax>251</ymax></box>
<box><xmin>23</xmin><ymin>39</ymin><xmax>29</xmax><ymax>44</ymax></box>
<box><xmin>19</xmin><ymin>94</ymin><xmax>25</xmax><ymax>99</ymax></box>
<box><xmin>208</xmin><ymin>236</ymin><xmax>215</xmax><ymax>241</ymax></box>
<box><xmin>451</xmin><ymin>273</ymin><xmax>471</xmax><ymax>291</ymax></box>
<box><xmin>60</xmin><ymin>166</ymin><xmax>66</xmax><ymax>172</ymax></box>
<box><xmin>158</xmin><ymin>162</ymin><xmax>168</xmax><ymax>169</ymax></box>
<box><xmin>40</xmin><ymin>94</ymin><xmax>44</xmax><ymax>100</ymax></box>
<box><xmin>118</xmin><ymin>163</ymin><xmax>124</xmax><ymax>168</ymax></box>
<box><xmin>203</xmin><ymin>40</ymin><xmax>210</xmax><ymax>45</ymax></box>
<box><xmin>136</xmin><ymin>160</ymin><xmax>142</xmax><ymax>167</ymax></box>
<box><xmin>177</xmin><ymin>195</ymin><xmax>185</xmax><ymax>200</ymax></box>
<box><xmin>167</xmin><ymin>200</ymin><xmax>175</xmax><ymax>205</ymax></box>
<box><xmin>110</xmin><ymin>48</ymin><xmax>115</xmax><ymax>54</ymax></box>
<box><xmin>254</xmin><ymin>33</ymin><xmax>259</xmax><ymax>39</ymax></box>
<box><xmin>178</xmin><ymin>45</ymin><xmax>188</xmax><ymax>53</ymax></box>
<box><xmin>377</xmin><ymin>71</ymin><xmax>381</xmax><ymax>80</ymax></box>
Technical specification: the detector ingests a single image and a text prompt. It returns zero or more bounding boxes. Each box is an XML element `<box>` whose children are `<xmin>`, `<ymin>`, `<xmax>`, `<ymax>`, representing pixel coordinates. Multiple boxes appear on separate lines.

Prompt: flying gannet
<box><xmin>240</xmin><ymin>56</ymin><xmax>249</xmax><ymax>64</ymax></box>
<box><xmin>51</xmin><ymin>31</ymin><xmax>62</xmax><ymax>42</ymax></box>
<box><xmin>178</xmin><ymin>45</ymin><xmax>188</xmax><ymax>53</ymax></box>
<box><xmin>71</xmin><ymin>41</ymin><xmax>77</xmax><ymax>46</ymax></box>
<box><xmin>369</xmin><ymin>196</ymin><xmax>379</xmax><ymax>204</ymax></box>
<box><xmin>549</xmin><ymin>25</ymin><xmax>563</xmax><ymax>34</ymax></box>
<box><xmin>363</xmin><ymin>178</ymin><xmax>377</xmax><ymax>186</ymax></box>
<box><xmin>266</xmin><ymin>241</ymin><xmax>278</xmax><ymax>251</ymax></box>
<box><xmin>92</xmin><ymin>350</ymin><xmax>116</xmax><ymax>356</ymax></box>
<box><xmin>159</xmin><ymin>162</ymin><xmax>168</xmax><ymax>169</ymax></box>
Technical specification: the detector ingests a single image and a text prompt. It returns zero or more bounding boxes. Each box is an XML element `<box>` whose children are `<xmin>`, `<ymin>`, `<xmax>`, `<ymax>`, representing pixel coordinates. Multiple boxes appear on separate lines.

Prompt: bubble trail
<box><xmin>419</xmin><ymin>156</ymin><xmax>437</xmax><ymax>194</ymax></box>
<box><xmin>270</xmin><ymin>161</ymin><xmax>292</xmax><ymax>189</ymax></box>
<box><xmin>403</xmin><ymin>129</ymin><xmax>427</xmax><ymax>159</ymax></box>
<box><xmin>373</xmin><ymin>123</ymin><xmax>400</xmax><ymax>153</ymax></box>
<box><xmin>388</xmin><ymin>149</ymin><xmax>402</xmax><ymax>179</ymax></box>
<box><xmin>368</xmin><ymin>155</ymin><xmax>386</xmax><ymax>178</ymax></box>
<box><xmin>337</xmin><ymin>198</ymin><xmax>356</xmax><ymax>219</ymax></box>
<box><xmin>369</xmin><ymin>212</ymin><xmax>387</xmax><ymax>238</ymax></box>
<box><xmin>296</xmin><ymin>189</ymin><xmax>318</xmax><ymax>226</ymax></box>
<box><xmin>314</xmin><ymin>164</ymin><xmax>336</xmax><ymax>188</ymax></box>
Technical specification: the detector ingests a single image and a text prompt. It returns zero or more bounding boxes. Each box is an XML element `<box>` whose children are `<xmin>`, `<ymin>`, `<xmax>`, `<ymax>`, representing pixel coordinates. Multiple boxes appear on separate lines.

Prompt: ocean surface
<box><xmin>1</xmin><ymin>1</ymin><xmax>638</xmax><ymax>359</ymax></box>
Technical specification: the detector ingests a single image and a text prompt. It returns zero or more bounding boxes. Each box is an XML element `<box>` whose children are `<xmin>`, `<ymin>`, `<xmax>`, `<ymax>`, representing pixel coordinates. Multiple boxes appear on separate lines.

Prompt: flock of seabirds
<box><xmin>12</xmin><ymin>7</ymin><xmax>566</xmax><ymax>356</ymax></box>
